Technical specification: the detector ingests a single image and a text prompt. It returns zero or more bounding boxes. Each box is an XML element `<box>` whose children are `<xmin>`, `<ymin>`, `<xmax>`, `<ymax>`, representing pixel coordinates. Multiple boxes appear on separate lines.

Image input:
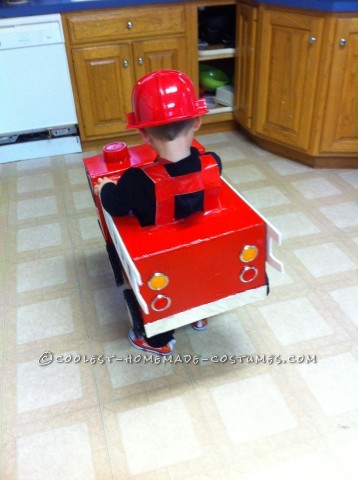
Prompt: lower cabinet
<box><xmin>63</xmin><ymin>5</ymin><xmax>192</xmax><ymax>143</ymax></box>
<box><xmin>71</xmin><ymin>37</ymin><xmax>187</xmax><ymax>139</ymax></box>
<box><xmin>320</xmin><ymin>17</ymin><xmax>358</xmax><ymax>154</ymax></box>
<box><xmin>132</xmin><ymin>36</ymin><xmax>188</xmax><ymax>78</ymax></box>
<box><xmin>72</xmin><ymin>45</ymin><xmax>134</xmax><ymax>139</ymax></box>
<box><xmin>63</xmin><ymin>2</ymin><xmax>357</xmax><ymax>166</ymax></box>
<box><xmin>234</xmin><ymin>3</ymin><xmax>358</xmax><ymax>166</ymax></box>
<box><xmin>254</xmin><ymin>8</ymin><xmax>325</xmax><ymax>152</ymax></box>
<box><xmin>234</xmin><ymin>2</ymin><xmax>257</xmax><ymax>130</ymax></box>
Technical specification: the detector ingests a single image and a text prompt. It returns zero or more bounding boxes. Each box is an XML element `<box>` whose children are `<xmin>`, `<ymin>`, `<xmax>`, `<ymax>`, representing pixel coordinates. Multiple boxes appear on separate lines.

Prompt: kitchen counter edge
<box><xmin>1</xmin><ymin>0</ymin><xmax>357</xmax><ymax>19</ymax></box>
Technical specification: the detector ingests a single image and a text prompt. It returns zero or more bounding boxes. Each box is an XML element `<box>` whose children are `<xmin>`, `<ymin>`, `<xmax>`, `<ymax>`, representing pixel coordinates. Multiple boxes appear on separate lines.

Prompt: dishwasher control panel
<box><xmin>0</xmin><ymin>14</ymin><xmax>64</xmax><ymax>50</ymax></box>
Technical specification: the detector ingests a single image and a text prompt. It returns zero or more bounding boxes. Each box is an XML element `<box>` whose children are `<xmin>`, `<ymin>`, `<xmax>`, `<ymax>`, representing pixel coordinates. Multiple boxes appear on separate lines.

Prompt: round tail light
<box><xmin>151</xmin><ymin>295</ymin><xmax>171</xmax><ymax>312</ymax></box>
<box><xmin>240</xmin><ymin>266</ymin><xmax>258</xmax><ymax>283</ymax></box>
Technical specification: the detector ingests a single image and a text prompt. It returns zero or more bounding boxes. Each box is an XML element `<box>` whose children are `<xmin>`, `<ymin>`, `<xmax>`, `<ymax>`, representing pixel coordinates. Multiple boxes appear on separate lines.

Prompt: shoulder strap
<box><xmin>141</xmin><ymin>154</ymin><xmax>221</xmax><ymax>225</ymax></box>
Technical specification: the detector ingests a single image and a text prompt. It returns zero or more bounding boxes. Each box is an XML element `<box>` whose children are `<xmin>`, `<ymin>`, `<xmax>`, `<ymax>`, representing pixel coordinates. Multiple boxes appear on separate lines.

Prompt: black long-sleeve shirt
<box><xmin>100</xmin><ymin>147</ymin><xmax>222</xmax><ymax>226</ymax></box>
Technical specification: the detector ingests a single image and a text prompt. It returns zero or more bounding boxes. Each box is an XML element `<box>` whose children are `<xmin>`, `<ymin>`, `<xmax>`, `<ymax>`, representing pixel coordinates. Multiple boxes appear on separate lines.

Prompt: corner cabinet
<box><xmin>254</xmin><ymin>9</ymin><xmax>325</xmax><ymax>151</ymax></box>
<box><xmin>235</xmin><ymin>3</ymin><xmax>358</xmax><ymax>167</ymax></box>
<box><xmin>234</xmin><ymin>3</ymin><xmax>257</xmax><ymax>130</ymax></box>
<box><xmin>320</xmin><ymin>17</ymin><xmax>358</xmax><ymax>154</ymax></box>
<box><xmin>62</xmin><ymin>5</ymin><xmax>193</xmax><ymax>144</ymax></box>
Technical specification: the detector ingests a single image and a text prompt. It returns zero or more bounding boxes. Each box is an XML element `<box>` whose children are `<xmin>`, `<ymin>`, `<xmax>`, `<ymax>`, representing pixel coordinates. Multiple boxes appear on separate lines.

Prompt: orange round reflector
<box><xmin>148</xmin><ymin>273</ymin><xmax>169</xmax><ymax>291</ymax></box>
<box><xmin>240</xmin><ymin>245</ymin><xmax>258</xmax><ymax>263</ymax></box>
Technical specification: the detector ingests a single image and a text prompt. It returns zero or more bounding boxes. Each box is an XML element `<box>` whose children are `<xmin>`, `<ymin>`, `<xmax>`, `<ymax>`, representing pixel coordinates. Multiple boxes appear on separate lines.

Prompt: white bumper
<box><xmin>144</xmin><ymin>284</ymin><xmax>268</xmax><ymax>337</ymax></box>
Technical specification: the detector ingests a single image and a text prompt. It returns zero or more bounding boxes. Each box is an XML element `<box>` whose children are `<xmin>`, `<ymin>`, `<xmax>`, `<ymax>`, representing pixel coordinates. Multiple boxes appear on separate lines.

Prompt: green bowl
<box><xmin>199</xmin><ymin>64</ymin><xmax>230</xmax><ymax>92</ymax></box>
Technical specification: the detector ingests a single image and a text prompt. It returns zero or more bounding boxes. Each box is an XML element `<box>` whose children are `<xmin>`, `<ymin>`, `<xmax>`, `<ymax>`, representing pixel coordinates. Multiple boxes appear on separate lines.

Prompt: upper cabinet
<box><xmin>63</xmin><ymin>5</ymin><xmax>193</xmax><ymax>143</ymax></box>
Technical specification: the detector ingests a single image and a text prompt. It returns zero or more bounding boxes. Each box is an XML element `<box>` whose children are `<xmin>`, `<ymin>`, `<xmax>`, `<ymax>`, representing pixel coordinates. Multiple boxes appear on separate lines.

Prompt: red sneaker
<box><xmin>192</xmin><ymin>319</ymin><xmax>208</xmax><ymax>331</ymax></box>
<box><xmin>128</xmin><ymin>329</ymin><xmax>175</xmax><ymax>356</ymax></box>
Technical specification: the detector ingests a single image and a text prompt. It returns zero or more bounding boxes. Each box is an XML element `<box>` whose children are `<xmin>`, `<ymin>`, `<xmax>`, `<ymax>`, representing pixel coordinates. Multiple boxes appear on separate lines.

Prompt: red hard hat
<box><xmin>126</xmin><ymin>70</ymin><xmax>208</xmax><ymax>129</ymax></box>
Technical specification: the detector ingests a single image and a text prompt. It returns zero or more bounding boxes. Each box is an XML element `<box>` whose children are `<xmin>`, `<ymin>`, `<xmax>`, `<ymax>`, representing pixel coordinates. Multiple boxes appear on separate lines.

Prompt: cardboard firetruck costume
<box><xmin>84</xmin><ymin>70</ymin><xmax>283</xmax><ymax>338</ymax></box>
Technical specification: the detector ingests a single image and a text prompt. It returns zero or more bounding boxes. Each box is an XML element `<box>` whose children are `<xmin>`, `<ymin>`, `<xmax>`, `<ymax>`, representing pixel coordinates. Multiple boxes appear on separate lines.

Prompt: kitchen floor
<box><xmin>0</xmin><ymin>130</ymin><xmax>358</xmax><ymax>480</ymax></box>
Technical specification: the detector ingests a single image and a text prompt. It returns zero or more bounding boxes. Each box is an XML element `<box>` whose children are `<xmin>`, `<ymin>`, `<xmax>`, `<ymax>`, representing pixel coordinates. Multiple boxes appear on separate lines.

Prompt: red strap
<box><xmin>142</xmin><ymin>154</ymin><xmax>221</xmax><ymax>225</ymax></box>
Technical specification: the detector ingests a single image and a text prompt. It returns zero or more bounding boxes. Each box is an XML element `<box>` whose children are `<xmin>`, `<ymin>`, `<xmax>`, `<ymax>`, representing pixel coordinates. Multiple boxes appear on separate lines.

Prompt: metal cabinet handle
<box><xmin>137</xmin><ymin>57</ymin><xmax>144</xmax><ymax>65</ymax></box>
<box><xmin>309</xmin><ymin>36</ymin><xmax>316</xmax><ymax>44</ymax></box>
<box><xmin>339</xmin><ymin>38</ymin><xmax>347</xmax><ymax>47</ymax></box>
<box><xmin>127</xmin><ymin>21</ymin><xmax>133</xmax><ymax>29</ymax></box>
<box><xmin>122</xmin><ymin>60</ymin><xmax>129</xmax><ymax>68</ymax></box>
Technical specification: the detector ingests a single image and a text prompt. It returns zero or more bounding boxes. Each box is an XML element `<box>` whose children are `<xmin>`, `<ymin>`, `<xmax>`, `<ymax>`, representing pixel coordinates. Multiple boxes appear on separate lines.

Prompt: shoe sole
<box><xmin>128</xmin><ymin>332</ymin><xmax>173</xmax><ymax>357</ymax></box>
<box><xmin>191</xmin><ymin>324</ymin><xmax>208</xmax><ymax>331</ymax></box>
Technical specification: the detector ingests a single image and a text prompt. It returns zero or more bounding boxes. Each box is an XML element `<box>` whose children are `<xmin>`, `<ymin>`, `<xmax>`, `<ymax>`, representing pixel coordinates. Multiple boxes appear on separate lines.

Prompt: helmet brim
<box><xmin>126</xmin><ymin>98</ymin><xmax>209</xmax><ymax>130</ymax></box>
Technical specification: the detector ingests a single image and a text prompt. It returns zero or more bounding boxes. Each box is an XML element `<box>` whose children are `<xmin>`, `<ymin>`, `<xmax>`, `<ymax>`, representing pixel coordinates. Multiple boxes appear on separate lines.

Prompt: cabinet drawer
<box><xmin>65</xmin><ymin>5</ymin><xmax>186</xmax><ymax>45</ymax></box>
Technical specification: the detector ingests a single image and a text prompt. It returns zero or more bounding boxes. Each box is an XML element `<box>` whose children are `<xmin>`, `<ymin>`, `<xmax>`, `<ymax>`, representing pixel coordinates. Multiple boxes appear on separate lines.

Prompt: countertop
<box><xmin>0</xmin><ymin>0</ymin><xmax>357</xmax><ymax>19</ymax></box>
<box><xmin>0</xmin><ymin>0</ymin><xmax>184</xmax><ymax>19</ymax></box>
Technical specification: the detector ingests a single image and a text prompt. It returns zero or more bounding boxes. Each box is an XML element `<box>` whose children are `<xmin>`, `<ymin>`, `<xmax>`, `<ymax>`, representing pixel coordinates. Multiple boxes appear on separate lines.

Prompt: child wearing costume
<box><xmin>94</xmin><ymin>70</ymin><xmax>222</xmax><ymax>355</ymax></box>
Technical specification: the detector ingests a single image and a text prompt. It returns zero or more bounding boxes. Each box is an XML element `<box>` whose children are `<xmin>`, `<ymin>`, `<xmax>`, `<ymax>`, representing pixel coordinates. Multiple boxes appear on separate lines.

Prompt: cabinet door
<box><xmin>320</xmin><ymin>18</ymin><xmax>358</xmax><ymax>153</ymax></box>
<box><xmin>234</xmin><ymin>3</ymin><xmax>257</xmax><ymax>130</ymax></box>
<box><xmin>255</xmin><ymin>10</ymin><xmax>324</xmax><ymax>150</ymax></box>
<box><xmin>72</xmin><ymin>45</ymin><xmax>134</xmax><ymax>139</ymax></box>
<box><xmin>132</xmin><ymin>36</ymin><xmax>187</xmax><ymax>80</ymax></box>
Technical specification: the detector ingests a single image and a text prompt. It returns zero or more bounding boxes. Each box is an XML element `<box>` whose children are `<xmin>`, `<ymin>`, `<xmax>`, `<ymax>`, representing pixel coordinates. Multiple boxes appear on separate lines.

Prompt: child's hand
<box><xmin>94</xmin><ymin>177</ymin><xmax>115</xmax><ymax>195</ymax></box>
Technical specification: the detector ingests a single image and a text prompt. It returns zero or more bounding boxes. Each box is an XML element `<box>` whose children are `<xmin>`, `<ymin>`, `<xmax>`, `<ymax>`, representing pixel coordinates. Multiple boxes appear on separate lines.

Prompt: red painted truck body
<box><xmin>84</xmin><ymin>140</ymin><xmax>283</xmax><ymax>337</ymax></box>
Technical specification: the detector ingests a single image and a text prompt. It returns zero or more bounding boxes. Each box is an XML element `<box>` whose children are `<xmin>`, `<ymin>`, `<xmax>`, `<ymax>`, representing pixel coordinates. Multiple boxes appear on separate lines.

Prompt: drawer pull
<box><xmin>308</xmin><ymin>36</ymin><xmax>316</xmax><ymax>44</ymax></box>
<box><xmin>127</xmin><ymin>21</ymin><xmax>133</xmax><ymax>29</ymax></box>
<box><xmin>137</xmin><ymin>57</ymin><xmax>144</xmax><ymax>65</ymax></box>
<box><xmin>122</xmin><ymin>60</ymin><xmax>129</xmax><ymax>68</ymax></box>
<box><xmin>339</xmin><ymin>38</ymin><xmax>347</xmax><ymax>47</ymax></box>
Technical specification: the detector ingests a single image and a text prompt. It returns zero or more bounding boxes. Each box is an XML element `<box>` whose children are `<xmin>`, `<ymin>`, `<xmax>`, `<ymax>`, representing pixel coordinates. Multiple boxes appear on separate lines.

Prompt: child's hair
<box><xmin>145</xmin><ymin>118</ymin><xmax>195</xmax><ymax>141</ymax></box>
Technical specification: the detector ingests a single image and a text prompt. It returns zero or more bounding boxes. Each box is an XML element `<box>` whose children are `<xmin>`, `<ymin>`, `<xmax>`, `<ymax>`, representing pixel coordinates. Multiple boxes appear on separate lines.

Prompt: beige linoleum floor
<box><xmin>0</xmin><ymin>130</ymin><xmax>358</xmax><ymax>479</ymax></box>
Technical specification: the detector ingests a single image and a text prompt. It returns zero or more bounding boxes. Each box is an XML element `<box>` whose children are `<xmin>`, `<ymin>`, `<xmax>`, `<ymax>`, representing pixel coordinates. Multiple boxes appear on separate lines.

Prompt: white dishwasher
<box><xmin>0</xmin><ymin>14</ymin><xmax>81</xmax><ymax>163</ymax></box>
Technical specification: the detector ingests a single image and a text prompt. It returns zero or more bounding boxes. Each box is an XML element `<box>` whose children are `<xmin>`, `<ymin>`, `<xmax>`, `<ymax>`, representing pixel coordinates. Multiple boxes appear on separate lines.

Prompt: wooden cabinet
<box><xmin>131</xmin><ymin>36</ymin><xmax>188</xmax><ymax>77</ymax></box>
<box><xmin>72</xmin><ymin>45</ymin><xmax>134</xmax><ymax>139</ymax></box>
<box><xmin>254</xmin><ymin>9</ymin><xmax>324</xmax><ymax>152</ymax></box>
<box><xmin>320</xmin><ymin>17</ymin><xmax>358</xmax><ymax>154</ymax></box>
<box><xmin>234</xmin><ymin>3</ymin><xmax>257</xmax><ymax>129</ymax></box>
<box><xmin>65</xmin><ymin>6</ymin><xmax>186</xmax><ymax>44</ymax></box>
<box><xmin>63</xmin><ymin>5</ymin><xmax>192</xmax><ymax>143</ymax></box>
<box><xmin>62</xmin><ymin>1</ymin><xmax>357</xmax><ymax>165</ymax></box>
<box><xmin>234</xmin><ymin>3</ymin><xmax>357</xmax><ymax>167</ymax></box>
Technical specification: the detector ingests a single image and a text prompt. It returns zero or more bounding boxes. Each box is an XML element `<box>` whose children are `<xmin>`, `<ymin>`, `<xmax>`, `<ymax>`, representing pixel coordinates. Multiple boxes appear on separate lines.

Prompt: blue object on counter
<box><xmin>261</xmin><ymin>0</ymin><xmax>357</xmax><ymax>12</ymax></box>
<box><xmin>0</xmin><ymin>0</ymin><xmax>357</xmax><ymax>18</ymax></box>
<box><xmin>0</xmin><ymin>0</ymin><xmax>185</xmax><ymax>18</ymax></box>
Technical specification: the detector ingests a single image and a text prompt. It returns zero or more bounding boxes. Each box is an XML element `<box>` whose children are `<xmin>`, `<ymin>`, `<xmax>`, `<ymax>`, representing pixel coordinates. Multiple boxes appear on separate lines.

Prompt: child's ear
<box><xmin>193</xmin><ymin>116</ymin><xmax>202</xmax><ymax>132</ymax></box>
<box><xmin>138</xmin><ymin>128</ymin><xmax>152</xmax><ymax>145</ymax></box>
